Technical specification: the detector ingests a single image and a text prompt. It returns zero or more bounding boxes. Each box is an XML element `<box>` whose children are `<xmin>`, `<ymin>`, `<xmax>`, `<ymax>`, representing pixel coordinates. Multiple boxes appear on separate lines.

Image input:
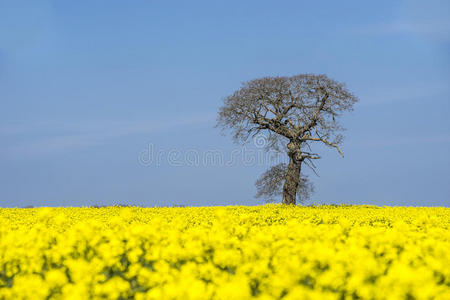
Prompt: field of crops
<box><xmin>0</xmin><ymin>205</ymin><xmax>449</xmax><ymax>299</ymax></box>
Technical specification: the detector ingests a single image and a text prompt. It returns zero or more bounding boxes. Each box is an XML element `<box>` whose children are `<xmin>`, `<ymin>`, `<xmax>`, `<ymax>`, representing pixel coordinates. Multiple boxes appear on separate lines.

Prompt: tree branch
<box><xmin>301</xmin><ymin>152</ymin><xmax>321</xmax><ymax>160</ymax></box>
<box><xmin>300</xmin><ymin>92</ymin><xmax>329</xmax><ymax>134</ymax></box>
<box><xmin>302</xmin><ymin>136</ymin><xmax>344</xmax><ymax>157</ymax></box>
<box><xmin>303</xmin><ymin>159</ymin><xmax>320</xmax><ymax>177</ymax></box>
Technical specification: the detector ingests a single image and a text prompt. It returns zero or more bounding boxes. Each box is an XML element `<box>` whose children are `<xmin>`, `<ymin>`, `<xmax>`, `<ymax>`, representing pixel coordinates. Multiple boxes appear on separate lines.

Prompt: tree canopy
<box><xmin>217</xmin><ymin>74</ymin><xmax>358</xmax><ymax>204</ymax></box>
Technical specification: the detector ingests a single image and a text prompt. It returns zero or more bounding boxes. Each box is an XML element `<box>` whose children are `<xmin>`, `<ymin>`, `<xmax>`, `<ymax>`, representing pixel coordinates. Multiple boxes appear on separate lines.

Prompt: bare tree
<box><xmin>255</xmin><ymin>163</ymin><xmax>314</xmax><ymax>203</ymax></box>
<box><xmin>217</xmin><ymin>74</ymin><xmax>358</xmax><ymax>205</ymax></box>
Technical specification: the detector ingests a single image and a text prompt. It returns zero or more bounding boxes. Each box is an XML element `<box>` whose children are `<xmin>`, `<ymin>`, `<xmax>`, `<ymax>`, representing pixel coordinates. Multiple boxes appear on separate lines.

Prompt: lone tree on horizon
<box><xmin>217</xmin><ymin>74</ymin><xmax>358</xmax><ymax>205</ymax></box>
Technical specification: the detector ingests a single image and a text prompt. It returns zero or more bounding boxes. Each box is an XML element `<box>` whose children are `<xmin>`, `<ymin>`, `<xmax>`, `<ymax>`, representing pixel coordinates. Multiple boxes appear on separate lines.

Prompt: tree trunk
<box><xmin>282</xmin><ymin>149</ymin><xmax>302</xmax><ymax>205</ymax></box>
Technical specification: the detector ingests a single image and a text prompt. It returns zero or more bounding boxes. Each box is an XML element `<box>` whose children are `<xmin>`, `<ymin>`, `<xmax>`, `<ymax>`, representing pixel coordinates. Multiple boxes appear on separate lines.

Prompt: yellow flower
<box><xmin>0</xmin><ymin>205</ymin><xmax>448</xmax><ymax>299</ymax></box>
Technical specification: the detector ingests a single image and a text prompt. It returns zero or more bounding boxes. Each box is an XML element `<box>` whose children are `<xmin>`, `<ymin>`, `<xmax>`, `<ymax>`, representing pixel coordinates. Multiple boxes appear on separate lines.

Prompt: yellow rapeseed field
<box><xmin>0</xmin><ymin>205</ymin><xmax>449</xmax><ymax>299</ymax></box>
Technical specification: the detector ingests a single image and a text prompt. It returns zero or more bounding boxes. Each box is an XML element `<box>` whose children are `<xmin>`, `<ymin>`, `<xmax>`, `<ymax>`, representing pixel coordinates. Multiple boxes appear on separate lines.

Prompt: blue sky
<box><xmin>1</xmin><ymin>0</ymin><xmax>449</xmax><ymax>207</ymax></box>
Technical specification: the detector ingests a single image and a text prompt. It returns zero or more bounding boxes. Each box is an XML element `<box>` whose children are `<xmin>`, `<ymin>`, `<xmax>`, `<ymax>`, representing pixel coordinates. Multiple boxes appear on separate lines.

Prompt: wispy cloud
<box><xmin>0</xmin><ymin>114</ymin><xmax>216</xmax><ymax>156</ymax></box>
<box><xmin>354</xmin><ymin>1</ymin><xmax>450</xmax><ymax>43</ymax></box>
<box><xmin>356</xmin><ymin>134</ymin><xmax>450</xmax><ymax>148</ymax></box>
<box><xmin>357</xmin><ymin>81</ymin><xmax>450</xmax><ymax>106</ymax></box>
<box><xmin>355</xmin><ymin>20</ymin><xmax>450</xmax><ymax>41</ymax></box>
<box><xmin>8</xmin><ymin>134</ymin><xmax>101</xmax><ymax>155</ymax></box>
